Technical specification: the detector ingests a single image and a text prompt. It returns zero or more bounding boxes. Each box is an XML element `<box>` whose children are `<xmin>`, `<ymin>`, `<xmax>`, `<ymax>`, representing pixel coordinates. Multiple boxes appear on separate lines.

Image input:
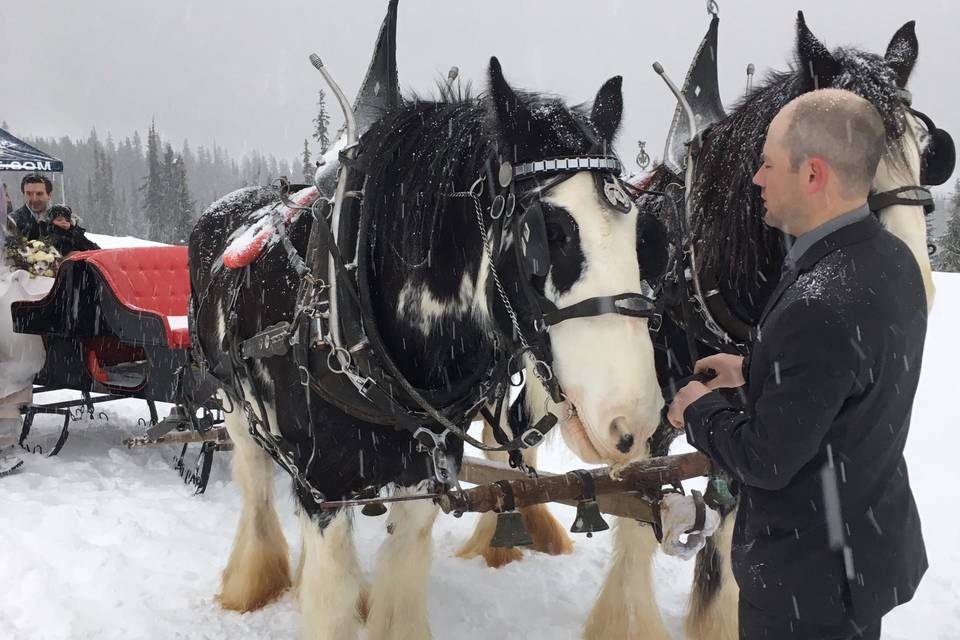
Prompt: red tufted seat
<box><xmin>68</xmin><ymin>247</ymin><xmax>192</xmax><ymax>348</ymax></box>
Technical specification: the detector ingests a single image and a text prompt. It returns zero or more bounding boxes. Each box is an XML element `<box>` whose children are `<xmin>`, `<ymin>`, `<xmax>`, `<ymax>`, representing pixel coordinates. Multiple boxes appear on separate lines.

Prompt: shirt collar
<box><xmin>783</xmin><ymin>203</ymin><xmax>871</xmax><ymax>272</ymax></box>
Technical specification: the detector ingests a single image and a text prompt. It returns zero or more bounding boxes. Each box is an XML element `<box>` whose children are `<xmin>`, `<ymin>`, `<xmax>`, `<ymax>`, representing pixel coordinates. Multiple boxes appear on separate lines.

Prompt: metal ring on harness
<box><xmin>533</xmin><ymin>360</ymin><xmax>554</xmax><ymax>383</ymax></box>
<box><xmin>469</xmin><ymin>176</ymin><xmax>484</xmax><ymax>197</ymax></box>
<box><xmin>326</xmin><ymin>346</ymin><xmax>352</xmax><ymax>375</ymax></box>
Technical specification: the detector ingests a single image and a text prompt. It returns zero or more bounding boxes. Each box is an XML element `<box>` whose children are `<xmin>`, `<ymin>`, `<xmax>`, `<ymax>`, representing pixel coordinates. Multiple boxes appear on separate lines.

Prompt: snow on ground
<box><xmin>1</xmin><ymin>272</ymin><xmax>958</xmax><ymax>640</ymax></box>
<box><xmin>85</xmin><ymin>233</ymin><xmax>169</xmax><ymax>249</ymax></box>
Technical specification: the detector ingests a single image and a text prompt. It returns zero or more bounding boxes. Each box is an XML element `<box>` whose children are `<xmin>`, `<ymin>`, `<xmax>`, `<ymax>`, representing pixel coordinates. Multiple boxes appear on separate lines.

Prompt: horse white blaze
<box><xmin>873</xmin><ymin>112</ymin><xmax>936</xmax><ymax>309</ymax></box>
<box><xmin>539</xmin><ymin>172</ymin><xmax>663</xmax><ymax>464</ymax></box>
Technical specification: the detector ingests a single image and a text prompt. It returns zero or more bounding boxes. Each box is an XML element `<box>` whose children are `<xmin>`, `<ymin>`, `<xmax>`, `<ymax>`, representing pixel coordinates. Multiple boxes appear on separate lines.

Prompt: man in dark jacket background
<box><xmin>11</xmin><ymin>174</ymin><xmax>99</xmax><ymax>256</ymax></box>
<box><xmin>668</xmin><ymin>89</ymin><xmax>928</xmax><ymax>639</ymax></box>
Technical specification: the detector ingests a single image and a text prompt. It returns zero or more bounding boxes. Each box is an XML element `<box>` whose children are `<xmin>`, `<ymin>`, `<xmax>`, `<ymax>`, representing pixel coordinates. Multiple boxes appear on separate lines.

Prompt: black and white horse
<box><xmin>189</xmin><ymin>58</ymin><xmax>664</xmax><ymax>639</ymax></box>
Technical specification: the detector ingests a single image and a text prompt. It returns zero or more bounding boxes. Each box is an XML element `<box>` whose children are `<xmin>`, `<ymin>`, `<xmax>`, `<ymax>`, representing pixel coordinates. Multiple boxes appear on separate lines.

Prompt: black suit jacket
<box><xmin>684</xmin><ymin>215</ymin><xmax>928</xmax><ymax>624</ymax></box>
<box><xmin>11</xmin><ymin>205</ymin><xmax>40</xmax><ymax>239</ymax></box>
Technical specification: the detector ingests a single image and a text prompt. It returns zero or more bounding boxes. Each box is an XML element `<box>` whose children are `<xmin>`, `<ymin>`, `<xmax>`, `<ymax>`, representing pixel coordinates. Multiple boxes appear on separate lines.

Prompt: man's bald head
<box><xmin>777</xmin><ymin>88</ymin><xmax>886</xmax><ymax>198</ymax></box>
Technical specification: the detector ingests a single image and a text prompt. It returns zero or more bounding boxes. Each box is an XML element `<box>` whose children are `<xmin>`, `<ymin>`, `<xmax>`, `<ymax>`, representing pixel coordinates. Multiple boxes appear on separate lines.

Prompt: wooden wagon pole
<box><xmin>123</xmin><ymin>426</ymin><xmax>232</xmax><ymax>450</ymax></box>
<box><xmin>442</xmin><ymin>452</ymin><xmax>712</xmax><ymax>523</ymax></box>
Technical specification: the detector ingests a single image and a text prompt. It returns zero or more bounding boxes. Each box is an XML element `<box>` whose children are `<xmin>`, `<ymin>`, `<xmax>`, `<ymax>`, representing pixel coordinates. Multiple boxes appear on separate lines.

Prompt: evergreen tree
<box><xmin>142</xmin><ymin>121</ymin><xmax>165</xmax><ymax>241</ymax></box>
<box><xmin>933</xmin><ymin>182</ymin><xmax>960</xmax><ymax>273</ymax></box>
<box><xmin>312</xmin><ymin>89</ymin><xmax>331</xmax><ymax>154</ymax></box>
<box><xmin>170</xmin><ymin>154</ymin><xmax>195</xmax><ymax>245</ymax></box>
<box><xmin>301</xmin><ymin>139</ymin><xmax>312</xmax><ymax>182</ymax></box>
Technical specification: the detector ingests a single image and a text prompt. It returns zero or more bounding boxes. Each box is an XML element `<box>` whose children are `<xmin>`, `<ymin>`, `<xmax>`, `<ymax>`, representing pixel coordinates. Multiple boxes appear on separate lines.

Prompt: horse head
<box><xmin>796</xmin><ymin>14</ymin><xmax>954</xmax><ymax>308</ymax></box>
<box><xmin>689</xmin><ymin>13</ymin><xmax>953</xmax><ymax>326</ymax></box>
<box><xmin>487</xmin><ymin>58</ymin><xmax>663</xmax><ymax>464</ymax></box>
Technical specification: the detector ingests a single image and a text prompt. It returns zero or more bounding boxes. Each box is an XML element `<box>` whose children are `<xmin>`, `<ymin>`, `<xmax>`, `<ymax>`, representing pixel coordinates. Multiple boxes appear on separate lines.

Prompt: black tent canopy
<box><xmin>0</xmin><ymin>127</ymin><xmax>63</xmax><ymax>172</ymax></box>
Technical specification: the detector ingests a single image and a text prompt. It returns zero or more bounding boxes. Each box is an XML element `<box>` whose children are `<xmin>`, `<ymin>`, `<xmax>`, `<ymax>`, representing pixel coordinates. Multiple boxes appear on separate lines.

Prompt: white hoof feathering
<box><xmin>366</xmin><ymin>488</ymin><xmax>439</xmax><ymax>640</ymax></box>
<box><xmin>584</xmin><ymin>518</ymin><xmax>670</xmax><ymax>640</ymax></box>
<box><xmin>218</xmin><ymin>406</ymin><xmax>291</xmax><ymax>612</ymax></box>
<box><xmin>299</xmin><ymin>510</ymin><xmax>366</xmax><ymax>640</ymax></box>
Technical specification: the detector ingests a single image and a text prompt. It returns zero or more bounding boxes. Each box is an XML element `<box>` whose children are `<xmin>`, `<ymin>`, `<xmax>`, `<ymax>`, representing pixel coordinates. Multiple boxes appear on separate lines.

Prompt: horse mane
<box><xmin>359</xmin><ymin>89</ymin><xmax>601</xmax><ymax>279</ymax></box>
<box><xmin>690</xmin><ymin>46</ymin><xmax>909</xmax><ymax>319</ymax></box>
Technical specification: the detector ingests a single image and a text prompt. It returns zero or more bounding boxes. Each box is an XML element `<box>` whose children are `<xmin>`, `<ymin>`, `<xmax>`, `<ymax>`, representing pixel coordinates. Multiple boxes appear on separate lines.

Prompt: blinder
<box><xmin>507</xmin><ymin>162</ymin><xmax>663</xmax><ymax>336</ymax></box>
<box><xmin>518</xmin><ymin>199</ymin><xmax>551</xmax><ymax>278</ymax></box>
<box><xmin>912</xmin><ymin>108</ymin><xmax>956</xmax><ymax>187</ymax></box>
<box><xmin>636</xmin><ymin>211</ymin><xmax>670</xmax><ymax>281</ymax></box>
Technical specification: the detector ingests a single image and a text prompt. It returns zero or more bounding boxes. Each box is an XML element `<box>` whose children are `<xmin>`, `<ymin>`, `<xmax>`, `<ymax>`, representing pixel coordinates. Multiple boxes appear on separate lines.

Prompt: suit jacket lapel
<box><xmin>755</xmin><ymin>216</ymin><xmax>881</xmax><ymax>329</ymax></box>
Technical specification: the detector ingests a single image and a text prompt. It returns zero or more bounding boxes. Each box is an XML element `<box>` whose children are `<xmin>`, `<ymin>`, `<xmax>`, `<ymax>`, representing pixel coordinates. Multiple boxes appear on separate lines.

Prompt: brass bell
<box><xmin>490</xmin><ymin>511</ymin><xmax>534</xmax><ymax>549</ymax></box>
<box><xmin>570</xmin><ymin>499</ymin><xmax>610</xmax><ymax>538</ymax></box>
<box><xmin>361</xmin><ymin>502</ymin><xmax>388</xmax><ymax>517</ymax></box>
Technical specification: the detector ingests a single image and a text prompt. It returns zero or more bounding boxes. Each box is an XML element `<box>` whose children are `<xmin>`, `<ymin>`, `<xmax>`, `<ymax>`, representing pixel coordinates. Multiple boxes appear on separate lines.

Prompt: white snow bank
<box><xmin>0</xmin><ymin>274</ymin><xmax>957</xmax><ymax>640</ymax></box>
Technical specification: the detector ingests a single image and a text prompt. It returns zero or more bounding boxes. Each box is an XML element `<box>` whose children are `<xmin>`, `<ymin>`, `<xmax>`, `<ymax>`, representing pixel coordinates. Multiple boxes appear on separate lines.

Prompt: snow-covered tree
<box><xmin>312</xmin><ymin>89</ymin><xmax>331</xmax><ymax>154</ymax></box>
<box><xmin>301</xmin><ymin>139</ymin><xmax>312</xmax><ymax>182</ymax></box>
<box><xmin>933</xmin><ymin>182</ymin><xmax>960</xmax><ymax>273</ymax></box>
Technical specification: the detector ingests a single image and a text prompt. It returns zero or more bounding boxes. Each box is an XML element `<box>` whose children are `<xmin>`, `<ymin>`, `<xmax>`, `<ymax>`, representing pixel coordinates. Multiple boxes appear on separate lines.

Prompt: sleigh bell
<box><xmin>490</xmin><ymin>510</ymin><xmax>534</xmax><ymax>549</ymax></box>
<box><xmin>361</xmin><ymin>502</ymin><xmax>388</xmax><ymax>517</ymax></box>
<box><xmin>569</xmin><ymin>469</ymin><xmax>609</xmax><ymax>537</ymax></box>
<box><xmin>570</xmin><ymin>499</ymin><xmax>609</xmax><ymax>537</ymax></box>
<box><xmin>489</xmin><ymin>480</ymin><xmax>533</xmax><ymax>549</ymax></box>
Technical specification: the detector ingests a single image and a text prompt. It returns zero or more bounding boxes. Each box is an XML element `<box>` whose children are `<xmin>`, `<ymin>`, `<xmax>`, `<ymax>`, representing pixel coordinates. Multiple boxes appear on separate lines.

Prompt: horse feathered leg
<box><xmin>686</xmin><ymin>508</ymin><xmax>739</xmax><ymax>640</ymax></box>
<box><xmin>457</xmin><ymin>416</ymin><xmax>572</xmax><ymax>567</ymax></box>
<box><xmin>217</xmin><ymin>401</ymin><xmax>291</xmax><ymax>611</ymax></box>
<box><xmin>366</xmin><ymin>485</ymin><xmax>438</xmax><ymax>640</ymax></box>
<box><xmin>299</xmin><ymin>509</ymin><xmax>366</xmax><ymax>640</ymax></box>
<box><xmin>583</xmin><ymin>518</ymin><xmax>670</xmax><ymax>640</ymax></box>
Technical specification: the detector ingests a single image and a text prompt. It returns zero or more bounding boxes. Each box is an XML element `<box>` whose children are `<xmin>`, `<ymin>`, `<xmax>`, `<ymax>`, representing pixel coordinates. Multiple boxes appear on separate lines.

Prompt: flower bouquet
<box><xmin>3</xmin><ymin>225</ymin><xmax>62</xmax><ymax>278</ymax></box>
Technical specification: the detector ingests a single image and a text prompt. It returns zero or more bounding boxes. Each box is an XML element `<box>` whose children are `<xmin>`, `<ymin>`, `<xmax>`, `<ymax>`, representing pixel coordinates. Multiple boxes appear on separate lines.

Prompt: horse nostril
<box><xmin>616</xmin><ymin>433</ymin><xmax>635</xmax><ymax>454</ymax></box>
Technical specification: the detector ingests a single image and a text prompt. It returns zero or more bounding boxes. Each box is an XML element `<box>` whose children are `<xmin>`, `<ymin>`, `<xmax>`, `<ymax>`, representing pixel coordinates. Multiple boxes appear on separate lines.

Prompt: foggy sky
<box><xmin>1</xmin><ymin>0</ymin><xmax>957</xmax><ymax>186</ymax></box>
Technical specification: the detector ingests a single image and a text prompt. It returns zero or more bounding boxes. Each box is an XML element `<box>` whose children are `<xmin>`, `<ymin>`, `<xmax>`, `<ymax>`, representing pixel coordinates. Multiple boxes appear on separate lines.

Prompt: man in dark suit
<box><xmin>668</xmin><ymin>89</ymin><xmax>928</xmax><ymax>639</ymax></box>
<box><xmin>11</xmin><ymin>174</ymin><xmax>53</xmax><ymax>239</ymax></box>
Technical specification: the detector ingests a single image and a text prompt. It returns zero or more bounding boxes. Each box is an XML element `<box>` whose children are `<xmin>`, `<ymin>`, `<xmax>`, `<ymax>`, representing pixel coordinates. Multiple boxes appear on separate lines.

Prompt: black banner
<box><xmin>0</xmin><ymin>127</ymin><xmax>63</xmax><ymax>172</ymax></box>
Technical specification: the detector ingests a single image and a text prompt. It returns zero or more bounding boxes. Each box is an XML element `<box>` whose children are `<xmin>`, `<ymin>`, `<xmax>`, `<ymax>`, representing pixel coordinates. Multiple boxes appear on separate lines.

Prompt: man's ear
<box><xmin>806</xmin><ymin>156</ymin><xmax>830</xmax><ymax>193</ymax></box>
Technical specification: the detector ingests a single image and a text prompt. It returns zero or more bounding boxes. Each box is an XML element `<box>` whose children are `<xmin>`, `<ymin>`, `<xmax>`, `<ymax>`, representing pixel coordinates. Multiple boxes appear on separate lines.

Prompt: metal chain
<box><xmin>447</xmin><ymin>189</ymin><xmax>530</xmax><ymax>352</ymax></box>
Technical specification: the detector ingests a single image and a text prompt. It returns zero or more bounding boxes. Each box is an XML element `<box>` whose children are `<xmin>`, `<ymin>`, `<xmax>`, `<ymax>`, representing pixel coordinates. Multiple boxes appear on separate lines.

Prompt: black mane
<box><xmin>689</xmin><ymin>46</ymin><xmax>909</xmax><ymax>320</ymax></box>
<box><xmin>356</xmin><ymin>89</ymin><xmax>604</xmax><ymax>387</ymax></box>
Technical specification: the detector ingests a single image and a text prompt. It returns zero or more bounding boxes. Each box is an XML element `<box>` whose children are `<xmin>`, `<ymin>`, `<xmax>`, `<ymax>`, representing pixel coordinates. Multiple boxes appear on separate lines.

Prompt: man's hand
<box><xmin>667</xmin><ymin>381</ymin><xmax>711</xmax><ymax>429</ymax></box>
<box><xmin>51</xmin><ymin>216</ymin><xmax>72</xmax><ymax>230</ymax></box>
<box><xmin>695</xmin><ymin>353</ymin><xmax>745</xmax><ymax>390</ymax></box>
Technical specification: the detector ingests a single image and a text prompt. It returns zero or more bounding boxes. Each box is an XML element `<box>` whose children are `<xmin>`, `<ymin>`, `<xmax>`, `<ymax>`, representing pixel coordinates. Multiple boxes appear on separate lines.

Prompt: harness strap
<box><xmin>540</xmin><ymin>292</ymin><xmax>661</xmax><ymax>331</ymax></box>
<box><xmin>868</xmin><ymin>185</ymin><xmax>935</xmax><ymax>215</ymax></box>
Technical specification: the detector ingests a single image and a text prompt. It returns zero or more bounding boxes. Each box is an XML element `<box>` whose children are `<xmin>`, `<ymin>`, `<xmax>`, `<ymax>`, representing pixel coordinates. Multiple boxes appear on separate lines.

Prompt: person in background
<box><xmin>667</xmin><ymin>89</ymin><xmax>927</xmax><ymax>640</ymax></box>
<box><xmin>11</xmin><ymin>174</ymin><xmax>52</xmax><ymax>239</ymax></box>
<box><xmin>39</xmin><ymin>204</ymin><xmax>100</xmax><ymax>256</ymax></box>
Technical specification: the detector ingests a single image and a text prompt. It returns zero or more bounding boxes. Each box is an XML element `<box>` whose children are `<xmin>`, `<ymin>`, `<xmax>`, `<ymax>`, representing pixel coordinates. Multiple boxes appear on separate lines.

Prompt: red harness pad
<box><xmin>69</xmin><ymin>247</ymin><xmax>191</xmax><ymax>348</ymax></box>
<box><xmin>222</xmin><ymin>186</ymin><xmax>319</xmax><ymax>269</ymax></box>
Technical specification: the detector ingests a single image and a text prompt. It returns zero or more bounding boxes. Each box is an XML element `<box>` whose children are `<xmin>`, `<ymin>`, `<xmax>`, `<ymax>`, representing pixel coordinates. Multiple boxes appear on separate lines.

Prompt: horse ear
<box><xmin>796</xmin><ymin>11</ymin><xmax>840</xmax><ymax>89</ymax></box>
<box><xmin>591</xmin><ymin>76</ymin><xmax>623</xmax><ymax>143</ymax></box>
<box><xmin>488</xmin><ymin>56</ymin><xmax>532</xmax><ymax>140</ymax></box>
<box><xmin>885</xmin><ymin>21</ymin><xmax>919</xmax><ymax>88</ymax></box>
